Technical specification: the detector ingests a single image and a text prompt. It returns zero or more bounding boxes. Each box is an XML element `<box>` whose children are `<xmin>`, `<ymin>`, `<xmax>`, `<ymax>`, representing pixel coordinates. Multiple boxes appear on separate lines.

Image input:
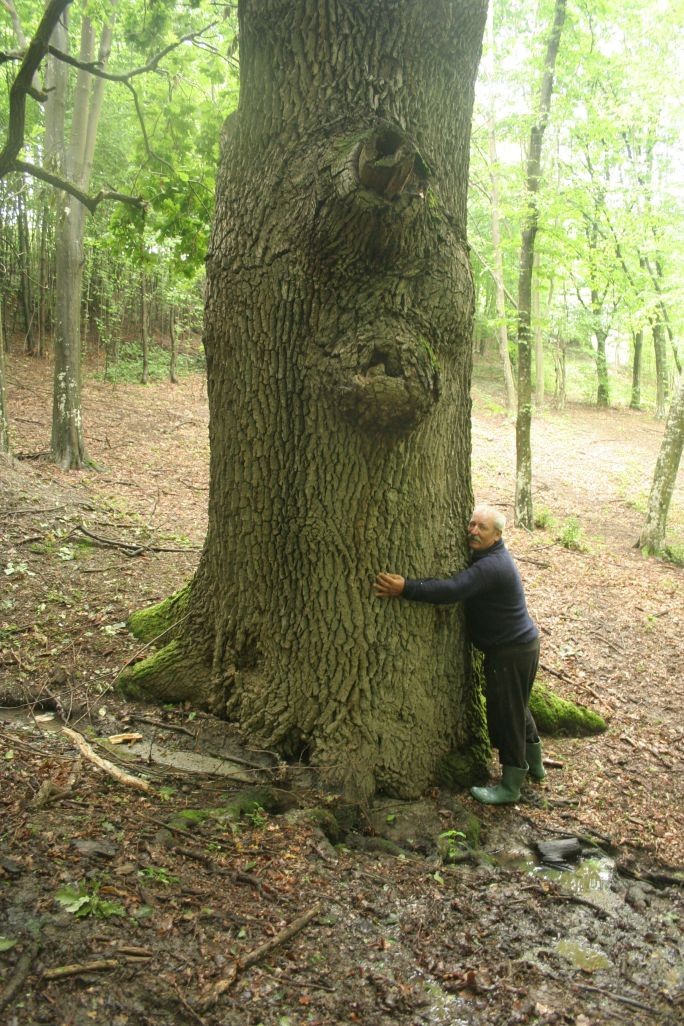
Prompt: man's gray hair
<box><xmin>472</xmin><ymin>504</ymin><xmax>506</xmax><ymax>534</ymax></box>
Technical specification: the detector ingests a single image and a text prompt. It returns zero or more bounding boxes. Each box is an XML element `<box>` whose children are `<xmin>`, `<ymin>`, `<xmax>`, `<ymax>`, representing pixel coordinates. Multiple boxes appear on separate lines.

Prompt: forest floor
<box><xmin>1</xmin><ymin>353</ymin><xmax>683</xmax><ymax>1026</ymax></box>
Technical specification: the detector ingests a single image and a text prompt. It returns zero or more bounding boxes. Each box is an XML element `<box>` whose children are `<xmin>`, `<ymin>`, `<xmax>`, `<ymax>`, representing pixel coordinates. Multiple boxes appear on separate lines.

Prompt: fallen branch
<box><xmin>0</xmin><ymin>938</ymin><xmax>41</xmax><ymax>1012</ymax></box>
<box><xmin>201</xmin><ymin>901</ymin><xmax>323</xmax><ymax>1010</ymax></box>
<box><xmin>43</xmin><ymin>959</ymin><xmax>119</xmax><ymax>980</ymax></box>
<box><xmin>61</xmin><ymin>727</ymin><xmax>153</xmax><ymax>793</ymax></box>
<box><xmin>73</xmin><ymin>523</ymin><xmax>200</xmax><ymax>555</ymax></box>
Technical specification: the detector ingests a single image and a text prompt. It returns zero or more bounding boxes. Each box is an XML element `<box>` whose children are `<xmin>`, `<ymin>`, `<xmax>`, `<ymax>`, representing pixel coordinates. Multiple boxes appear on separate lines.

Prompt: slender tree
<box><xmin>638</xmin><ymin>374</ymin><xmax>684</xmax><ymax>553</ymax></box>
<box><xmin>121</xmin><ymin>0</ymin><xmax>490</xmax><ymax>802</ymax></box>
<box><xmin>514</xmin><ymin>0</ymin><xmax>566</xmax><ymax>528</ymax></box>
<box><xmin>484</xmin><ymin>2</ymin><xmax>516</xmax><ymax>414</ymax></box>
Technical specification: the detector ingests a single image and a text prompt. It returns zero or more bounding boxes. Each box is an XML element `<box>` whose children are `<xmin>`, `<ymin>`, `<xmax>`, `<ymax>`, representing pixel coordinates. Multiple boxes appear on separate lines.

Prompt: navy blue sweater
<box><xmin>402</xmin><ymin>539</ymin><xmax>538</xmax><ymax>652</ymax></box>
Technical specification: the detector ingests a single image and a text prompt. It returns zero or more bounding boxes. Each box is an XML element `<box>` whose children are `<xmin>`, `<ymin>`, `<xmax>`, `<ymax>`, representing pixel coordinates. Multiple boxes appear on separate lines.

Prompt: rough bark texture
<box><xmin>121</xmin><ymin>0</ymin><xmax>489</xmax><ymax>801</ymax></box>
<box><xmin>638</xmin><ymin>373</ymin><xmax>684</xmax><ymax>552</ymax></box>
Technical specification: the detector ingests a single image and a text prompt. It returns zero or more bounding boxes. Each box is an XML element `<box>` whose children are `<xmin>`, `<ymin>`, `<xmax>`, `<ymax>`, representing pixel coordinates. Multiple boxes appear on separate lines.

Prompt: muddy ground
<box><xmin>1</xmin><ymin>353</ymin><xmax>682</xmax><ymax>1026</ymax></box>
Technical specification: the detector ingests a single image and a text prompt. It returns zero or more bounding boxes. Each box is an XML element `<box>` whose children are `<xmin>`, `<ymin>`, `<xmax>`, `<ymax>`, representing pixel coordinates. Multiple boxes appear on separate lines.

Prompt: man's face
<box><xmin>467</xmin><ymin>510</ymin><xmax>501</xmax><ymax>552</ymax></box>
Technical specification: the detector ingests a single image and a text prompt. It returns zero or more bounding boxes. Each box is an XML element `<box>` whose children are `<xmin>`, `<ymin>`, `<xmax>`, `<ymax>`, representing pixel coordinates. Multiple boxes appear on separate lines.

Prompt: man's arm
<box><xmin>374</xmin><ymin>563</ymin><xmax>488</xmax><ymax>605</ymax></box>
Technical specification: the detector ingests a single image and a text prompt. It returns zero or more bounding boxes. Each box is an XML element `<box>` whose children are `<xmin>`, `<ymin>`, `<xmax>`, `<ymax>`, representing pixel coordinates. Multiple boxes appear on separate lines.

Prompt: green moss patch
<box><xmin>530</xmin><ymin>681</ymin><xmax>606</xmax><ymax>736</ymax></box>
<box><xmin>127</xmin><ymin>585</ymin><xmax>190</xmax><ymax>644</ymax></box>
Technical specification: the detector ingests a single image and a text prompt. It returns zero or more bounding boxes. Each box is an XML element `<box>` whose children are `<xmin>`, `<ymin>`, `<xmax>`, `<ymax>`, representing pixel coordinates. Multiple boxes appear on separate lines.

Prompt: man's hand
<box><xmin>374</xmin><ymin>572</ymin><xmax>405</xmax><ymax>598</ymax></box>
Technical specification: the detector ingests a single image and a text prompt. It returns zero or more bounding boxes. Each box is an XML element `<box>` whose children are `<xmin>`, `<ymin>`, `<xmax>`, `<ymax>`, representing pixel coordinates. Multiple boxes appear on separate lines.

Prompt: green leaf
<box><xmin>55</xmin><ymin>886</ymin><xmax>91</xmax><ymax>914</ymax></box>
<box><xmin>0</xmin><ymin>937</ymin><xmax>18</xmax><ymax>952</ymax></box>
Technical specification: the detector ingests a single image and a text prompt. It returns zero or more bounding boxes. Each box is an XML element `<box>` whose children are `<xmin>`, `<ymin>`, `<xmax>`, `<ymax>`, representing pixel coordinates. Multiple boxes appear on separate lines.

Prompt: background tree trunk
<box><xmin>485</xmin><ymin>3</ymin><xmax>516</xmax><ymax>415</ymax></box>
<box><xmin>169</xmin><ymin>304</ymin><xmax>179</xmax><ymax>384</ymax></box>
<box><xmin>652</xmin><ymin>318</ymin><xmax>668</xmax><ymax>420</ymax></box>
<box><xmin>51</xmin><ymin>11</ymin><xmax>116</xmax><ymax>467</ymax></box>
<box><xmin>0</xmin><ymin>280</ymin><xmax>9</xmax><ymax>454</ymax></box>
<box><xmin>140</xmin><ymin>272</ymin><xmax>149</xmax><ymax>385</ymax></box>
<box><xmin>638</xmin><ymin>374</ymin><xmax>684</xmax><ymax>552</ymax></box>
<box><xmin>514</xmin><ymin>0</ymin><xmax>566</xmax><ymax>528</ymax></box>
<box><xmin>630</xmin><ymin>328</ymin><xmax>643</xmax><ymax>410</ymax></box>
<box><xmin>122</xmin><ymin>0</ymin><xmax>489</xmax><ymax>801</ymax></box>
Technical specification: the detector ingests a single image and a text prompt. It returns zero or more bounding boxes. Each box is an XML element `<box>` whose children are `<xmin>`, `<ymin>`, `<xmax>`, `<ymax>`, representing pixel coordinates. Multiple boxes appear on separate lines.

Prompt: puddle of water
<box><xmin>555</xmin><ymin>938</ymin><xmax>611</xmax><ymax>971</ymax></box>
<box><xmin>496</xmin><ymin>852</ymin><xmax>621</xmax><ymax>914</ymax></box>
<box><xmin>123</xmin><ymin>740</ymin><xmax>254</xmax><ymax>780</ymax></box>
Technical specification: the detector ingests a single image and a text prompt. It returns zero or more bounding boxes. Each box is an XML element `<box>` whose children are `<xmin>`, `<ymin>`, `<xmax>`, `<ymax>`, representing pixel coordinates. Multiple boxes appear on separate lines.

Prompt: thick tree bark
<box><xmin>514</xmin><ymin>0</ymin><xmax>566</xmax><ymax>529</ymax></box>
<box><xmin>122</xmin><ymin>0</ymin><xmax>489</xmax><ymax>801</ymax></box>
<box><xmin>638</xmin><ymin>374</ymin><xmax>684</xmax><ymax>552</ymax></box>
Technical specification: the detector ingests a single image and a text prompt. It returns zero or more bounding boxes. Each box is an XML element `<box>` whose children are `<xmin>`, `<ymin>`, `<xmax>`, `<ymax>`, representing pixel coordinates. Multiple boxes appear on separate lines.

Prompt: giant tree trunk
<box><xmin>121</xmin><ymin>0</ymin><xmax>489</xmax><ymax>801</ymax></box>
<box><xmin>638</xmin><ymin>374</ymin><xmax>684</xmax><ymax>552</ymax></box>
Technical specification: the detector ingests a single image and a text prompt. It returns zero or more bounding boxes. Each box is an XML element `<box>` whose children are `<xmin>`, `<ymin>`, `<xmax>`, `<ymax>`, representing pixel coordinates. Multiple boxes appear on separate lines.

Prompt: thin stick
<box><xmin>574</xmin><ymin>982</ymin><xmax>660</xmax><ymax>1015</ymax></box>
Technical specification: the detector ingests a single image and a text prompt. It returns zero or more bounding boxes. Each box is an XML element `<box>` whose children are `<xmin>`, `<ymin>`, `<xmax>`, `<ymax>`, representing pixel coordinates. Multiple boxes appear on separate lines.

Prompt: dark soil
<box><xmin>1</xmin><ymin>353</ymin><xmax>682</xmax><ymax>1026</ymax></box>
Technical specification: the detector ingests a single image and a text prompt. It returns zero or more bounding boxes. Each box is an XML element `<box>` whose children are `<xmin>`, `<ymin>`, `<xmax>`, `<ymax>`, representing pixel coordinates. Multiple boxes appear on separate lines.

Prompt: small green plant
<box><xmin>534</xmin><ymin>506</ymin><xmax>554</xmax><ymax>529</ymax></box>
<box><xmin>55</xmin><ymin>882</ymin><xmax>126</xmax><ymax>919</ymax></box>
<box><xmin>557</xmin><ymin>516</ymin><xmax>587</xmax><ymax>551</ymax></box>
<box><xmin>243</xmin><ymin>803</ymin><xmax>267</xmax><ymax>828</ymax></box>
<box><xmin>138</xmin><ymin>866</ymin><xmax>179</xmax><ymax>886</ymax></box>
<box><xmin>438</xmin><ymin>829</ymin><xmax>468</xmax><ymax>863</ymax></box>
<box><xmin>661</xmin><ymin>544</ymin><xmax>684</xmax><ymax>568</ymax></box>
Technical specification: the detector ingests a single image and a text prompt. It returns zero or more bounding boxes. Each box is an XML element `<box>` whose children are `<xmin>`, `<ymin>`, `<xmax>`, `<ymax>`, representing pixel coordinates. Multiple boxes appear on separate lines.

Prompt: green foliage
<box><xmin>138</xmin><ymin>866</ymin><xmax>179</xmax><ymax>886</ymax></box>
<box><xmin>534</xmin><ymin>506</ymin><xmax>554</xmax><ymax>529</ymax></box>
<box><xmin>55</xmin><ymin>882</ymin><xmax>126</xmax><ymax>919</ymax></box>
<box><xmin>557</xmin><ymin>516</ymin><xmax>587</xmax><ymax>551</ymax></box>
<box><xmin>95</xmin><ymin>341</ymin><xmax>201</xmax><ymax>383</ymax></box>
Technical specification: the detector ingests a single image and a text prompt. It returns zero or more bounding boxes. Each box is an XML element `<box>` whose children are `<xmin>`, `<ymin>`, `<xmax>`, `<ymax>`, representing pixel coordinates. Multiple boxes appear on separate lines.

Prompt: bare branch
<box><xmin>13</xmin><ymin>159</ymin><xmax>144</xmax><ymax>214</ymax></box>
<box><xmin>46</xmin><ymin>21</ymin><xmax>220</xmax><ymax>83</ymax></box>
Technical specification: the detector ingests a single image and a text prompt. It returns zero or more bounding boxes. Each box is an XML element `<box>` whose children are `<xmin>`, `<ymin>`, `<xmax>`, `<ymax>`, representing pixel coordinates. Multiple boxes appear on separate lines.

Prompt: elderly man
<box><xmin>374</xmin><ymin>504</ymin><xmax>545</xmax><ymax>805</ymax></box>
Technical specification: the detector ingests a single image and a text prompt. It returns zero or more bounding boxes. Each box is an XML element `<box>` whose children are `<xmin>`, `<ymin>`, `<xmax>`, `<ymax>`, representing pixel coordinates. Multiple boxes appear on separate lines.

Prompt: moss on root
<box><xmin>118</xmin><ymin>639</ymin><xmax>199</xmax><ymax>704</ymax></box>
<box><xmin>127</xmin><ymin>586</ymin><xmax>190</xmax><ymax>644</ymax></box>
<box><xmin>530</xmin><ymin>681</ymin><xmax>606</xmax><ymax>736</ymax></box>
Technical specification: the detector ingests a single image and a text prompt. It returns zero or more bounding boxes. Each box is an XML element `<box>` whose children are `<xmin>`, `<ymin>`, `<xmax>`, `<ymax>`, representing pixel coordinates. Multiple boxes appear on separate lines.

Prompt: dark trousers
<box><xmin>483</xmin><ymin>638</ymin><xmax>540</xmax><ymax>769</ymax></box>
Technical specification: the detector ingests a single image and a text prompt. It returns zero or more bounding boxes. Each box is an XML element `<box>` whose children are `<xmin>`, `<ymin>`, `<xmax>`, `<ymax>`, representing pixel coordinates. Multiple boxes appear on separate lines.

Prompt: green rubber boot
<box><xmin>526</xmin><ymin>739</ymin><xmax>546</xmax><ymax>781</ymax></box>
<box><xmin>470</xmin><ymin>764</ymin><xmax>528</xmax><ymax>805</ymax></box>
